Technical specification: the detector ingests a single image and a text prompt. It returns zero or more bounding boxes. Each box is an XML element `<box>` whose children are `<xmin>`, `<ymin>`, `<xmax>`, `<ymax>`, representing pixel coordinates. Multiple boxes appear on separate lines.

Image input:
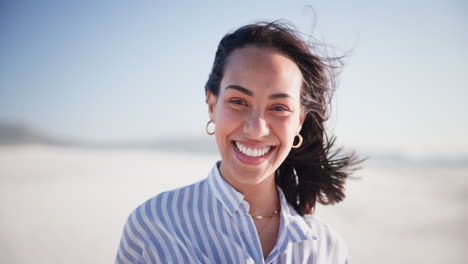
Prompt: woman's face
<box><xmin>207</xmin><ymin>46</ymin><xmax>305</xmax><ymax>189</ymax></box>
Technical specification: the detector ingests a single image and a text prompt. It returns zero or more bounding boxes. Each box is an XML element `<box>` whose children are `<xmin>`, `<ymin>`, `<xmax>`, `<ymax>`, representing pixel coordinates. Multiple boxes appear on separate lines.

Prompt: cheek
<box><xmin>216</xmin><ymin>104</ymin><xmax>245</xmax><ymax>125</ymax></box>
<box><xmin>271</xmin><ymin>118</ymin><xmax>299</xmax><ymax>140</ymax></box>
<box><xmin>214</xmin><ymin>105</ymin><xmax>244</xmax><ymax>137</ymax></box>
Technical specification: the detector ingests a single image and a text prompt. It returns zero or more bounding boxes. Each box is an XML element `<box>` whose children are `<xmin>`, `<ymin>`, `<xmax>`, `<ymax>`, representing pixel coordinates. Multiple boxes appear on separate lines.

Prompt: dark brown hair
<box><xmin>205</xmin><ymin>20</ymin><xmax>362</xmax><ymax>215</ymax></box>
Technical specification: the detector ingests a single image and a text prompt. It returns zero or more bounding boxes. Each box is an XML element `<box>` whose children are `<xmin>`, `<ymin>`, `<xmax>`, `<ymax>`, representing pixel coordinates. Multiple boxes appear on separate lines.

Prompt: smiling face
<box><xmin>207</xmin><ymin>46</ymin><xmax>306</xmax><ymax>190</ymax></box>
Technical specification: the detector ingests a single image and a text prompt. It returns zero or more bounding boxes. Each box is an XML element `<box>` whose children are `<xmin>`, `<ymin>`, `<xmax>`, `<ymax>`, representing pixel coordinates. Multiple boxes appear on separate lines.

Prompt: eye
<box><xmin>228</xmin><ymin>98</ymin><xmax>247</xmax><ymax>106</ymax></box>
<box><xmin>271</xmin><ymin>105</ymin><xmax>290</xmax><ymax>112</ymax></box>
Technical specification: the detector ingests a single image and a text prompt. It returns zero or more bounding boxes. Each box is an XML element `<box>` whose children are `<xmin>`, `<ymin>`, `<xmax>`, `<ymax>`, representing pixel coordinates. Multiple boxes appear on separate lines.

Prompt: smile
<box><xmin>233</xmin><ymin>141</ymin><xmax>274</xmax><ymax>157</ymax></box>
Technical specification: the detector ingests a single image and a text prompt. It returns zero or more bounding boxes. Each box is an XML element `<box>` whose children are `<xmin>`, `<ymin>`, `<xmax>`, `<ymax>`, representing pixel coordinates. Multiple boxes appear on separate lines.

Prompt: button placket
<box><xmin>240</xmin><ymin>199</ymin><xmax>266</xmax><ymax>264</ymax></box>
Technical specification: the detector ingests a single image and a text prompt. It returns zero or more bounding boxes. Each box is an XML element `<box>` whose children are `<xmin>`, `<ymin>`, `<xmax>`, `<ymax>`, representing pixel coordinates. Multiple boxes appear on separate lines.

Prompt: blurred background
<box><xmin>0</xmin><ymin>0</ymin><xmax>467</xmax><ymax>263</ymax></box>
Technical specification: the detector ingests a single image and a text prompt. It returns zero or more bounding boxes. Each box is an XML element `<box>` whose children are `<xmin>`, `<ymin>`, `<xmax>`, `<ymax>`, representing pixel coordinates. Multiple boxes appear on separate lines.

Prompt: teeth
<box><xmin>235</xmin><ymin>142</ymin><xmax>271</xmax><ymax>157</ymax></box>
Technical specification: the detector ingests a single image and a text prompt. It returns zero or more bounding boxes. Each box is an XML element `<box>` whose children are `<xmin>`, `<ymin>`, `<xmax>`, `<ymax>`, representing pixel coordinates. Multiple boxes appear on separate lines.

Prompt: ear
<box><xmin>206</xmin><ymin>90</ymin><xmax>217</xmax><ymax>122</ymax></box>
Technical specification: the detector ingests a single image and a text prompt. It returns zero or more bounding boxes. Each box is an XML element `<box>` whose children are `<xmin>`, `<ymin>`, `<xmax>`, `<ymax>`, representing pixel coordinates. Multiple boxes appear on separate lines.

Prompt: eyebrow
<box><xmin>225</xmin><ymin>84</ymin><xmax>292</xmax><ymax>100</ymax></box>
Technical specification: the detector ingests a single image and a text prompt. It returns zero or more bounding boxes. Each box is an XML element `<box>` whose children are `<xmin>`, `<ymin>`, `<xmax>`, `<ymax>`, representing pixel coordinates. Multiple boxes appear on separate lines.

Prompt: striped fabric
<box><xmin>115</xmin><ymin>161</ymin><xmax>350</xmax><ymax>264</ymax></box>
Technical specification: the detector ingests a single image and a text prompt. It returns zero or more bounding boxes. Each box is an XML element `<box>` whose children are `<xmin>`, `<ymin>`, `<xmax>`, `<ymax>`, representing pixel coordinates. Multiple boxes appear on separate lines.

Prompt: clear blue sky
<box><xmin>1</xmin><ymin>0</ymin><xmax>467</xmax><ymax>157</ymax></box>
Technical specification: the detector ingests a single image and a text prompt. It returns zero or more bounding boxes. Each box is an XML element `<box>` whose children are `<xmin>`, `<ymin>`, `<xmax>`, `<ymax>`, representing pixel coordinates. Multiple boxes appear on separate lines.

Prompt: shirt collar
<box><xmin>207</xmin><ymin>161</ymin><xmax>319</xmax><ymax>243</ymax></box>
<box><xmin>277</xmin><ymin>187</ymin><xmax>319</xmax><ymax>242</ymax></box>
<box><xmin>207</xmin><ymin>161</ymin><xmax>245</xmax><ymax>216</ymax></box>
<box><xmin>266</xmin><ymin>188</ymin><xmax>319</xmax><ymax>263</ymax></box>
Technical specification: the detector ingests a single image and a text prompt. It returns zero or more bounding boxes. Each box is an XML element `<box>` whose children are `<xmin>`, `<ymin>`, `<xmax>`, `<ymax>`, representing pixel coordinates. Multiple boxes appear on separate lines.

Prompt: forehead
<box><xmin>221</xmin><ymin>46</ymin><xmax>303</xmax><ymax>94</ymax></box>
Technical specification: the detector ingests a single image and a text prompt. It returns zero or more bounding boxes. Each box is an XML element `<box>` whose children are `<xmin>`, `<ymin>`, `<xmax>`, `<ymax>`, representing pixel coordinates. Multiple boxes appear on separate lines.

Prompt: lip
<box><xmin>231</xmin><ymin>141</ymin><xmax>275</xmax><ymax>166</ymax></box>
<box><xmin>232</xmin><ymin>140</ymin><xmax>273</xmax><ymax>149</ymax></box>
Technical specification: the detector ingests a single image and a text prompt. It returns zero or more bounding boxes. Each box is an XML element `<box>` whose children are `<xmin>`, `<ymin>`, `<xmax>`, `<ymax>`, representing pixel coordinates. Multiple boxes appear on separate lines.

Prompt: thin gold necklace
<box><xmin>252</xmin><ymin>208</ymin><xmax>280</xmax><ymax>235</ymax></box>
<box><xmin>250</xmin><ymin>208</ymin><xmax>281</xmax><ymax>220</ymax></box>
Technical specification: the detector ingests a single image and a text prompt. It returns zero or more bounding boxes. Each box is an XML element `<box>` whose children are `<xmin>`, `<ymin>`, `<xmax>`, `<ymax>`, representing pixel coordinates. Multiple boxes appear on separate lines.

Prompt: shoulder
<box><xmin>303</xmin><ymin>214</ymin><xmax>350</xmax><ymax>263</ymax></box>
<box><xmin>129</xmin><ymin>178</ymin><xmax>208</xmax><ymax>229</ymax></box>
<box><xmin>302</xmin><ymin>214</ymin><xmax>343</xmax><ymax>239</ymax></box>
<box><xmin>116</xmin><ymin>179</ymin><xmax>209</xmax><ymax>263</ymax></box>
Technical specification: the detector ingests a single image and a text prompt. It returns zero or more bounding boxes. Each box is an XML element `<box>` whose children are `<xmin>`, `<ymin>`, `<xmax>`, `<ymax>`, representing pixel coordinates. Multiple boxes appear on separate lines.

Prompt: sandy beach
<box><xmin>0</xmin><ymin>145</ymin><xmax>466</xmax><ymax>263</ymax></box>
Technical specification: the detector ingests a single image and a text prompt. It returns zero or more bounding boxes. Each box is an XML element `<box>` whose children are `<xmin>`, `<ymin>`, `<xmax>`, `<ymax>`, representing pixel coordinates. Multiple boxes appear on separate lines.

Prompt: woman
<box><xmin>116</xmin><ymin>20</ymin><xmax>359</xmax><ymax>264</ymax></box>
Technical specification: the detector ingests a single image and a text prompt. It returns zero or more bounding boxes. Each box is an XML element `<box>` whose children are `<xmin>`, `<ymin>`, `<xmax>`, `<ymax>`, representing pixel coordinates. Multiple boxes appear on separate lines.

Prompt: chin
<box><xmin>230</xmin><ymin>157</ymin><xmax>279</xmax><ymax>186</ymax></box>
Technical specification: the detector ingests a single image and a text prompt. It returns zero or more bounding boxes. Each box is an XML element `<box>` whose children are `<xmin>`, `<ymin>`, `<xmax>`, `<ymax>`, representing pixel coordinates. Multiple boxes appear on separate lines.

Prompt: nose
<box><xmin>243</xmin><ymin>111</ymin><xmax>269</xmax><ymax>139</ymax></box>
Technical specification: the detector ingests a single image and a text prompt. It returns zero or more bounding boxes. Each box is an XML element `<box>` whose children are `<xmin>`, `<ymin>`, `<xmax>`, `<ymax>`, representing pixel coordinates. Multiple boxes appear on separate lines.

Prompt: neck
<box><xmin>223</xmin><ymin>171</ymin><xmax>280</xmax><ymax>215</ymax></box>
<box><xmin>244</xmin><ymin>178</ymin><xmax>280</xmax><ymax>215</ymax></box>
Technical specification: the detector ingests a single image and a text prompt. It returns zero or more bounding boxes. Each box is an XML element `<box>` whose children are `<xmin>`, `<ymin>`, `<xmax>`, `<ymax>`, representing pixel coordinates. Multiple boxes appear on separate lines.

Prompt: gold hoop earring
<box><xmin>292</xmin><ymin>133</ymin><xmax>303</xmax><ymax>149</ymax></box>
<box><xmin>206</xmin><ymin>120</ymin><xmax>215</xmax><ymax>135</ymax></box>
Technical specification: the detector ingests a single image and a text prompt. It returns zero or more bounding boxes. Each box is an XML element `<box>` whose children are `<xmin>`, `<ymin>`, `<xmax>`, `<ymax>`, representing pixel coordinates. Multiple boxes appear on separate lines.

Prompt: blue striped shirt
<box><xmin>115</xmin><ymin>161</ymin><xmax>350</xmax><ymax>263</ymax></box>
